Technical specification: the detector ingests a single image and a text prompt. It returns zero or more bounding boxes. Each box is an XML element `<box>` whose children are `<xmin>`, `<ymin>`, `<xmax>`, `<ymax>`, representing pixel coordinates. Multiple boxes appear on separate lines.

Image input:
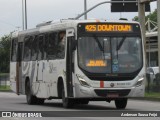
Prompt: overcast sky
<box><xmin>0</xmin><ymin>0</ymin><xmax>157</xmax><ymax>37</ymax></box>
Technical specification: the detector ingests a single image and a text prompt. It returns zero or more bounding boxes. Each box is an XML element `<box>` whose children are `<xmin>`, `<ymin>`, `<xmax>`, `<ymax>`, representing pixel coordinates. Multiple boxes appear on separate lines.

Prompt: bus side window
<box><xmin>47</xmin><ymin>32</ymin><xmax>57</xmax><ymax>60</ymax></box>
<box><xmin>31</xmin><ymin>36</ymin><xmax>38</xmax><ymax>61</ymax></box>
<box><xmin>43</xmin><ymin>34</ymin><xmax>48</xmax><ymax>60</ymax></box>
<box><xmin>37</xmin><ymin>35</ymin><xmax>44</xmax><ymax>60</ymax></box>
<box><xmin>11</xmin><ymin>39</ymin><xmax>18</xmax><ymax>62</ymax></box>
<box><xmin>57</xmin><ymin>31</ymin><xmax>66</xmax><ymax>59</ymax></box>
<box><xmin>23</xmin><ymin>37</ymin><xmax>32</xmax><ymax>61</ymax></box>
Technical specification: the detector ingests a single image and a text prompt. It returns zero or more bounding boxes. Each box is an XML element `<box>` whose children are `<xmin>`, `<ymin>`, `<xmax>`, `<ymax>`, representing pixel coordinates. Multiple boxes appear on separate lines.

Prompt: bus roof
<box><xmin>11</xmin><ymin>19</ymin><xmax>140</xmax><ymax>38</ymax></box>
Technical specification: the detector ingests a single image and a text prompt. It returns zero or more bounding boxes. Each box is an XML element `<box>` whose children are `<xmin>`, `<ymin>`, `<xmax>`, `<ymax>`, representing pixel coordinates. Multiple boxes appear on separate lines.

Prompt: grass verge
<box><xmin>0</xmin><ymin>85</ymin><xmax>11</xmax><ymax>91</ymax></box>
<box><xmin>145</xmin><ymin>92</ymin><xmax>160</xmax><ymax>98</ymax></box>
<box><xmin>0</xmin><ymin>73</ymin><xmax>9</xmax><ymax>76</ymax></box>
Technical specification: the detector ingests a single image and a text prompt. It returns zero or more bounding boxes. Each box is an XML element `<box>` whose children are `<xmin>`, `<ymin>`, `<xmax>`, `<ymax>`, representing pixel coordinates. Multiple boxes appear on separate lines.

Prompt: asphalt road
<box><xmin>0</xmin><ymin>92</ymin><xmax>160</xmax><ymax>120</ymax></box>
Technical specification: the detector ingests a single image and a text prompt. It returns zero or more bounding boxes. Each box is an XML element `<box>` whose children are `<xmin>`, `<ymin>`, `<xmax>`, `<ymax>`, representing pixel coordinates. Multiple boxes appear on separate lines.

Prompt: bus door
<box><xmin>16</xmin><ymin>42</ymin><xmax>23</xmax><ymax>95</ymax></box>
<box><xmin>65</xmin><ymin>29</ymin><xmax>75</xmax><ymax>97</ymax></box>
<box><xmin>37</xmin><ymin>35</ymin><xmax>45</xmax><ymax>81</ymax></box>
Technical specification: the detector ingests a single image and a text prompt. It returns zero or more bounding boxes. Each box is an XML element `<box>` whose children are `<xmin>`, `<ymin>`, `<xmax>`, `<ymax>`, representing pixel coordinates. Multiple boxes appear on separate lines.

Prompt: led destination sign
<box><xmin>78</xmin><ymin>23</ymin><xmax>141</xmax><ymax>35</ymax></box>
<box><xmin>85</xmin><ymin>24</ymin><xmax>132</xmax><ymax>32</ymax></box>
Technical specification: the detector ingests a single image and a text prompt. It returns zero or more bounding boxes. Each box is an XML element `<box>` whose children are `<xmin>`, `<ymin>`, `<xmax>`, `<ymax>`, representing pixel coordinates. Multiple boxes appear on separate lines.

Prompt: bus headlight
<box><xmin>76</xmin><ymin>74</ymin><xmax>90</xmax><ymax>87</ymax></box>
<box><xmin>135</xmin><ymin>77</ymin><xmax>144</xmax><ymax>87</ymax></box>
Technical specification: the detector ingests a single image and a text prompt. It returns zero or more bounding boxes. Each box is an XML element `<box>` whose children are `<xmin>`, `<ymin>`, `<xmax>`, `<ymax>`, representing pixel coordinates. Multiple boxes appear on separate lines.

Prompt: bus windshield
<box><xmin>78</xmin><ymin>36</ymin><xmax>143</xmax><ymax>74</ymax></box>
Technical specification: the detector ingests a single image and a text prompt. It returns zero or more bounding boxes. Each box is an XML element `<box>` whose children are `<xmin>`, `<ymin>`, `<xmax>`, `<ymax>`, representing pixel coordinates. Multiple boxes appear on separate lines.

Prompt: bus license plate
<box><xmin>107</xmin><ymin>94</ymin><xmax>119</xmax><ymax>98</ymax></box>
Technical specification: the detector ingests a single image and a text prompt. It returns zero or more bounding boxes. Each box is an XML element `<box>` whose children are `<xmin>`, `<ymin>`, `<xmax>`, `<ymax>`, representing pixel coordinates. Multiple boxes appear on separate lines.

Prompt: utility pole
<box><xmin>84</xmin><ymin>0</ymin><xmax>87</xmax><ymax>19</ymax></box>
<box><xmin>138</xmin><ymin>0</ymin><xmax>148</xmax><ymax>91</ymax></box>
<box><xmin>24</xmin><ymin>0</ymin><xmax>27</xmax><ymax>30</ymax></box>
<box><xmin>138</xmin><ymin>1</ymin><xmax>146</xmax><ymax>52</ymax></box>
<box><xmin>22</xmin><ymin>0</ymin><xmax>24</xmax><ymax>30</ymax></box>
<box><xmin>157</xmin><ymin>0</ymin><xmax>160</xmax><ymax>72</ymax></box>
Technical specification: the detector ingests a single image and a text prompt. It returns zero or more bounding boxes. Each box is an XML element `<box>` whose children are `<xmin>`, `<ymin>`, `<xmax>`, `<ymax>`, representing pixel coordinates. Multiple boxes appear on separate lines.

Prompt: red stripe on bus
<box><xmin>100</xmin><ymin>81</ymin><xmax>104</xmax><ymax>88</ymax></box>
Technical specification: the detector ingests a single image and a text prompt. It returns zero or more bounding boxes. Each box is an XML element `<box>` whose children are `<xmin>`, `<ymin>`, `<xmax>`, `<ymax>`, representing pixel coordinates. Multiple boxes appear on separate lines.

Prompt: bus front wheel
<box><xmin>115</xmin><ymin>98</ymin><xmax>128</xmax><ymax>109</ymax></box>
<box><xmin>62</xmin><ymin>85</ymin><xmax>73</xmax><ymax>108</ymax></box>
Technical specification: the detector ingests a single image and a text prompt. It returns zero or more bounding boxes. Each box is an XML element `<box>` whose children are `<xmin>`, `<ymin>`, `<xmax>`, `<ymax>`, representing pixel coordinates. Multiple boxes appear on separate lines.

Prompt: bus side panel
<box><xmin>43</xmin><ymin>60</ymin><xmax>58</xmax><ymax>97</ymax></box>
<box><xmin>22</xmin><ymin>61</ymin><xmax>41</xmax><ymax>97</ymax></box>
<box><xmin>21</xmin><ymin>61</ymin><xmax>31</xmax><ymax>94</ymax></box>
<box><xmin>10</xmin><ymin>62</ymin><xmax>17</xmax><ymax>93</ymax></box>
<box><xmin>51</xmin><ymin>59</ymin><xmax>66</xmax><ymax>97</ymax></box>
<box><xmin>33</xmin><ymin>60</ymin><xmax>50</xmax><ymax>98</ymax></box>
<box><xmin>29</xmin><ymin>61</ymin><xmax>38</xmax><ymax>95</ymax></box>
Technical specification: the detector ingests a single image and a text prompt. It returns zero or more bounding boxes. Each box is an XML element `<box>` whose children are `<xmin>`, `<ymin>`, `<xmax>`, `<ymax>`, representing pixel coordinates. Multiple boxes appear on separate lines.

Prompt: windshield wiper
<box><xmin>116</xmin><ymin>37</ymin><xmax>126</xmax><ymax>51</ymax></box>
<box><xmin>93</xmin><ymin>35</ymin><xmax>104</xmax><ymax>52</ymax></box>
<box><xmin>93</xmin><ymin>35</ymin><xmax>106</xmax><ymax>60</ymax></box>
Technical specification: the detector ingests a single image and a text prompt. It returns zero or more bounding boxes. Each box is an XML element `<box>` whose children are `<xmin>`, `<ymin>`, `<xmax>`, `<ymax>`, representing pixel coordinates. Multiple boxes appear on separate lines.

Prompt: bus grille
<box><xmin>94</xmin><ymin>89</ymin><xmax>131</xmax><ymax>97</ymax></box>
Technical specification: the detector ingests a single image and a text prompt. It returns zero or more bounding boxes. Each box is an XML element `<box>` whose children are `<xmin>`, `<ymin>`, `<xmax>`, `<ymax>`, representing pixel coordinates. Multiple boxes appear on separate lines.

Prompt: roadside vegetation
<box><xmin>0</xmin><ymin>85</ymin><xmax>10</xmax><ymax>91</ymax></box>
<box><xmin>145</xmin><ymin>92</ymin><xmax>160</xmax><ymax>98</ymax></box>
<box><xmin>133</xmin><ymin>9</ymin><xmax>157</xmax><ymax>27</ymax></box>
<box><xmin>0</xmin><ymin>35</ymin><xmax>10</xmax><ymax>73</ymax></box>
<box><xmin>0</xmin><ymin>73</ymin><xmax>9</xmax><ymax>76</ymax></box>
<box><xmin>0</xmin><ymin>35</ymin><xmax>10</xmax><ymax>92</ymax></box>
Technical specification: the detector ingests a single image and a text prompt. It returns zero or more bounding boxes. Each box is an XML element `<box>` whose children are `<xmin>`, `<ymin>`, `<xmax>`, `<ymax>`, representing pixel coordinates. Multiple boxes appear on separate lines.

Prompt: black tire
<box><xmin>26</xmin><ymin>81</ymin><xmax>37</xmax><ymax>105</ymax></box>
<box><xmin>37</xmin><ymin>98</ymin><xmax>45</xmax><ymax>105</ymax></box>
<box><xmin>62</xmin><ymin>85</ymin><xmax>73</xmax><ymax>108</ymax></box>
<box><xmin>79</xmin><ymin>100</ymin><xmax>89</xmax><ymax>105</ymax></box>
<box><xmin>115</xmin><ymin>98</ymin><xmax>128</xmax><ymax>109</ymax></box>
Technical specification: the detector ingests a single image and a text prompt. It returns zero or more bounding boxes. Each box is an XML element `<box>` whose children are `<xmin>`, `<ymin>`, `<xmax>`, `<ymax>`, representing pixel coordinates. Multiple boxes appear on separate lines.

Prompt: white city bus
<box><xmin>10</xmin><ymin>19</ymin><xmax>145</xmax><ymax>109</ymax></box>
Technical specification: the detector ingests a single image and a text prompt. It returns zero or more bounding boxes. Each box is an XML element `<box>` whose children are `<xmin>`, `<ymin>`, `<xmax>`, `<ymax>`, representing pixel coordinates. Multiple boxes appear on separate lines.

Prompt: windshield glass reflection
<box><xmin>78</xmin><ymin>36</ymin><xmax>142</xmax><ymax>74</ymax></box>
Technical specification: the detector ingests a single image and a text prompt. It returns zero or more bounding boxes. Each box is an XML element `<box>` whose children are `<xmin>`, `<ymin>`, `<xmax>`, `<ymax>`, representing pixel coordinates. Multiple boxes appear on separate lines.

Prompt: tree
<box><xmin>146</xmin><ymin>9</ymin><xmax>157</xmax><ymax>23</ymax></box>
<box><xmin>133</xmin><ymin>9</ymin><xmax>157</xmax><ymax>29</ymax></box>
<box><xmin>0</xmin><ymin>35</ymin><xmax>11</xmax><ymax>73</ymax></box>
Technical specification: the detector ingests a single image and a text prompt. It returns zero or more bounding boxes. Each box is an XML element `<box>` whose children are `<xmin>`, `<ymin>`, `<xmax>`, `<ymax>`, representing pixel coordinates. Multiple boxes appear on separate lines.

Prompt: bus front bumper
<box><xmin>74</xmin><ymin>83</ymin><xmax>145</xmax><ymax>98</ymax></box>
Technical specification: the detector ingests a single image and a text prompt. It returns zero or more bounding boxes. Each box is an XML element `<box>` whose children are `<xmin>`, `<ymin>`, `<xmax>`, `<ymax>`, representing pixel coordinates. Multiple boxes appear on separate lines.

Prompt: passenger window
<box><xmin>31</xmin><ymin>36</ymin><xmax>38</xmax><ymax>61</ymax></box>
<box><xmin>57</xmin><ymin>31</ymin><xmax>66</xmax><ymax>59</ymax></box>
<box><xmin>47</xmin><ymin>32</ymin><xmax>57</xmax><ymax>59</ymax></box>
<box><xmin>11</xmin><ymin>39</ymin><xmax>18</xmax><ymax>61</ymax></box>
<box><xmin>23</xmin><ymin>37</ymin><xmax>32</xmax><ymax>61</ymax></box>
<box><xmin>43</xmin><ymin>34</ymin><xmax>48</xmax><ymax>60</ymax></box>
<box><xmin>37</xmin><ymin>35</ymin><xmax>44</xmax><ymax>60</ymax></box>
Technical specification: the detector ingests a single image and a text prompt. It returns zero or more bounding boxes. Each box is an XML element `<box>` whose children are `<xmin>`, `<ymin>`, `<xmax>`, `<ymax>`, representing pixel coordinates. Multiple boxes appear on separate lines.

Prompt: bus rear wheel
<box><xmin>78</xmin><ymin>100</ymin><xmax>89</xmax><ymax>105</ymax></box>
<box><xmin>26</xmin><ymin>81</ymin><xmax>44</xmax><ymax>105</ymax></box>
<box><xmin>115</xmin><ymin>98</ymin><xmax>128</xmax><ymax>109</ymax></box>
<box><xmin>37</xmin><ymin>98</ymin><xmax>45</xmax><ymax>105</ymax></box>
<box><xmin>62</xmin><ymin>85</ymin><xmax>73</xmax><ymax>108</ymax></box>
<box><xmin>26</xmin><ymin>81</ymin><xmax>37</xmax><ymax>105</ymax></box>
